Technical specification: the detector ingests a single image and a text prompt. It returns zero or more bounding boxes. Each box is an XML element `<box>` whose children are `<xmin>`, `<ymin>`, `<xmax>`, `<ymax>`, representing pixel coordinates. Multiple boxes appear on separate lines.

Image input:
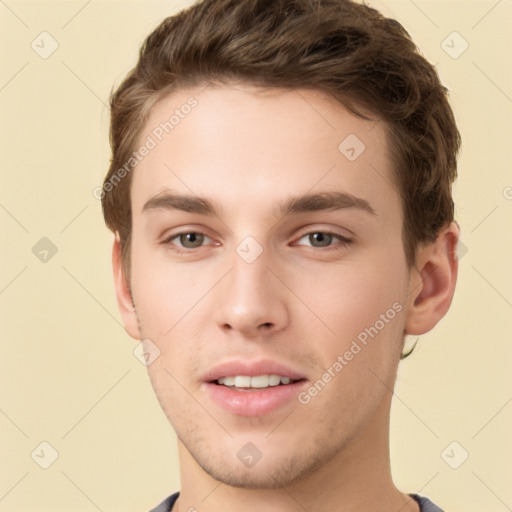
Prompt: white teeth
<box><xmin>234</xmin><ymin>376</ymin><xmax>251</xmax><ymax>387</ymax></box>
<box><xmin>268</xmin><ymin>375</ymin><xmax>281</xmax><ymax>386</ymax></box>
<box><xmin>216</xmin><ymin>375</ymin><xmax>296</xmax><ymax>388</ymax></box>
<box><xmin>250</xmin><ymin>375</ymin><xmax>270</xmax><ymax>388</ymax></box>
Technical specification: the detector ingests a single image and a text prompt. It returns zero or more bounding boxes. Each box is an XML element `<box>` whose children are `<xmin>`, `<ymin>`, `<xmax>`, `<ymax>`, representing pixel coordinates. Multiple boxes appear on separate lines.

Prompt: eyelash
<box><xmin>161</xmin><ymin>230</ymin><xmax>352</xmax><ymax>254</ymax></box>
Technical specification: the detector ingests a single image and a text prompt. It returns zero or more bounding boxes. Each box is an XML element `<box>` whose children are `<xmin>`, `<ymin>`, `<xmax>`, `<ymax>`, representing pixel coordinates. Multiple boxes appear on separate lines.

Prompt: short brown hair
<box><xmin>102</xmin><ymin>0</ymin><xmax>460</xmax><ymax>277</ymax></box>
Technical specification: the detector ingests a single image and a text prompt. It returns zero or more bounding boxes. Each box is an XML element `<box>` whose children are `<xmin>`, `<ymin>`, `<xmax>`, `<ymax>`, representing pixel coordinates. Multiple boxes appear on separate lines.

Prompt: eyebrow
<box><xmin>142</xmin><ymin>190</ymin><xmax>376</xmax><ymax>217</ymax></box>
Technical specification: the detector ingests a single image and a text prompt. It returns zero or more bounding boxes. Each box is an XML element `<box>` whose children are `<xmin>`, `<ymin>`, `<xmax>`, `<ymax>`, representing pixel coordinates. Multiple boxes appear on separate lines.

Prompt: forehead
<box><xmin>131</xmin><ymin>83</ymin><xmax>398</xmax><ymax>221</ymax></box>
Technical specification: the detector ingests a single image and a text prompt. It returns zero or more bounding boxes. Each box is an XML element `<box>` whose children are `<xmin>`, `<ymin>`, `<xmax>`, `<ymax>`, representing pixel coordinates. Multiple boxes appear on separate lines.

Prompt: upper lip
<box><xmin>202</xmin><ymin>359</ymin><xmax>307</xmax><ymax>383</ymax></box>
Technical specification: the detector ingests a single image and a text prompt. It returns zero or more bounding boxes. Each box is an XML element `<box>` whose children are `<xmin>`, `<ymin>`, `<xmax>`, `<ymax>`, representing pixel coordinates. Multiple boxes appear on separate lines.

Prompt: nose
<box><xmin>214</xmin><ymin>246</ymin><xmax>289</xmax><ymax>338</ymax></box>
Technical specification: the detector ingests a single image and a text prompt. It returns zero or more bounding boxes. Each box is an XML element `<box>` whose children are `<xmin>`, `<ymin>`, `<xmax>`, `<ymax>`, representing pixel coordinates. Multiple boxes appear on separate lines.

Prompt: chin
<box><xmin>200</xmin><ymin>460</ymin><xmax>312</xmax><ymax>489</ymax></box>
<box><xmin>180</xmin><ymin>432</ymin><xmax>336</xmax><ymax>490</ymax></box>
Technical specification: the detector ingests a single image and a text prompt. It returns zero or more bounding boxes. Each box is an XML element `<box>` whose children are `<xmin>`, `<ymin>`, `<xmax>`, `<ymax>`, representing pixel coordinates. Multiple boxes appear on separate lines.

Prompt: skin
<box><xmin>112</xmin><ymin>83</ymin><xmax>459</xmax><ymax>512</ymax></box>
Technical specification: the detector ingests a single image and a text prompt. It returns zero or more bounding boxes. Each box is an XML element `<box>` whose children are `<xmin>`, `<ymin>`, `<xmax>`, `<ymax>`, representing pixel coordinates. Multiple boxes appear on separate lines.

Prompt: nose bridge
<box><xmin>232</xmin><ymin>244</ymin><xmax>270</xmax><ymax>298</ymax></box>
<box><xmin>215</xmin><ymin>238</ymin><xmax>288</xmax><ymax>335</ymax></box>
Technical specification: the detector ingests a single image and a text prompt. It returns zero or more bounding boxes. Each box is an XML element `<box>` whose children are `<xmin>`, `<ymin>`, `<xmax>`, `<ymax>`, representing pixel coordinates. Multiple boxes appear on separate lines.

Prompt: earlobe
<box><xmin>405</xmin><ymin>222</ymin><xmax>460</xmax><ymax>336</ymax></box>
<box><xmin>112</xmin><ymin>233</ymin><xmax>141</xmax><ymax>340</ymax></box>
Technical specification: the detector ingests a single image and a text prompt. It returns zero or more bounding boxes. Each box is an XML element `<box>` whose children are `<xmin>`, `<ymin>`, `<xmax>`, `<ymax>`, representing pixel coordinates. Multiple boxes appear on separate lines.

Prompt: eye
<box><xmin>294</xmin><ymin>231</ymin><xmax>352</xmax><ymax>250</ymax></box>
<box><xmin>163</xmin><ymin>231</ymin><xmax>213</xmax><ymax>250</ymax></box>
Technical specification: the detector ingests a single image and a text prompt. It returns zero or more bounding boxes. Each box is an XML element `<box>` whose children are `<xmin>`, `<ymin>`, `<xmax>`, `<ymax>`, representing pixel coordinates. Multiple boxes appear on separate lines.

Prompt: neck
<box><xmin>174</xmin><ymin>394</ymin><xmax>418</xmax><ymax>512</ymax></box>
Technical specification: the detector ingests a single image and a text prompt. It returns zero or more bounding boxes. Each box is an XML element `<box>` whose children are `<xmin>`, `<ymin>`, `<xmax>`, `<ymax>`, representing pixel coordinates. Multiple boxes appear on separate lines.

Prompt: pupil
<box><xmin>181</xmin><ymin>233</ymin><xmax>203</xmax><ymax>248</ymax></box>
<box><xmin>310</xmin><ymin>232</ymin><xmax>332</xmax><ymax>247</ymax></box>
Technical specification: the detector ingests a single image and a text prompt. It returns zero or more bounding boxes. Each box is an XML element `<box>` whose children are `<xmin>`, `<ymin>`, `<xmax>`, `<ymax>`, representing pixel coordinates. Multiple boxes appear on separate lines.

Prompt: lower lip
<box><xmin>203</xmin><ymin>381</ymin><xmax>307</xmax><ymax>417</ymax></box>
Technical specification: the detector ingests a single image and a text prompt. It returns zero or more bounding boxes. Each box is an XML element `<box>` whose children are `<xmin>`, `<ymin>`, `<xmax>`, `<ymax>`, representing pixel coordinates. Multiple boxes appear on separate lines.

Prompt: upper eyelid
<box><xmin>292</xmin><ymin>231</ymin><xmax>352</xmax><ymax>247</ymax></box>
<box><xmin>164</xmin><ymin>231</ymin><xmax>215</xmax><ymax>245</ymax></box>
<box><xmin>293</xmin><ymin>227</ymin><xmax>353</xmax><ymax>241</ymax></box>
<box><xmin>163</xmin><ymin>227</ymin><xmax>351</xmax><ymax>238</ymax></box>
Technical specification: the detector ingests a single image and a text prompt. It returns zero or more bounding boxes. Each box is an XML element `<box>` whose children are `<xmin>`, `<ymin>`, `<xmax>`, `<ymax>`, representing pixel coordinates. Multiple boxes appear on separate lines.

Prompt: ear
<box><xmin>112</xmin><ymin>233</ymin><xmax>141</xmax><ymax>340</ymax></box>
<box><xmin>404</xmin><ymin>221</ymin><xmax>460</xmax><ymax>336</ymax></box>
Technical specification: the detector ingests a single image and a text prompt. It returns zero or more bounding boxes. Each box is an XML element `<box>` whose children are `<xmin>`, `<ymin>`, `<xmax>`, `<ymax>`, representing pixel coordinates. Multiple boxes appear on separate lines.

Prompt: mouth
<box><xmin>202</xmin><ymin>360</ymin><xmax>308</xmax><ymax>416</ymax></box>
<box><xmin>212</xmin><ymin>374</ymin><xmax>306</xmax><ymax>390</ymax></box>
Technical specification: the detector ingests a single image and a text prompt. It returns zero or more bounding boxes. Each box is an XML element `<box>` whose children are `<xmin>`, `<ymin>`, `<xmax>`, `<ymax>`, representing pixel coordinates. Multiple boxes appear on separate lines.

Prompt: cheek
<box><xmin>289</xmin><ymin>249</ymin><xmax>408</xmax><ymax>376</ymax></box>
<box><xmin>130</xmin><ymin>238</ymin><xmax>205</xmax><ymax>334</ymax></box>
<box><xmin>298</xmin><ymin>261</ymin><xmax>404</xmax><ymax>335</ymax></box>
<box><xmin>129</xmin><ymin>245</ymin><xmax>220</xmax><ymax>388</ymax></box>
<box><xmin>292</xmin><ymin>260</ymin><xmax>406</xmax><ymax>415</ymax></box>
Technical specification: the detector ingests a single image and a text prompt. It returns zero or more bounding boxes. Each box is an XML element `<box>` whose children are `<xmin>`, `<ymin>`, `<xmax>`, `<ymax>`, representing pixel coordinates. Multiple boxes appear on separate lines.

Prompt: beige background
<box><xmin>0</xmin><ymin>0</ymin><xmax>510</xmax><ymax>511</ymax></box>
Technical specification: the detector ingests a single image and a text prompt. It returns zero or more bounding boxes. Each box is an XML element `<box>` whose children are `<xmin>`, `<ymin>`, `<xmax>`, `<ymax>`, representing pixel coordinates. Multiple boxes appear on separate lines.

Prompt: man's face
<box><xmin>126</xmin><ymin>84</ymin><xmax>413</xmax><ymax>488</ymax></box>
